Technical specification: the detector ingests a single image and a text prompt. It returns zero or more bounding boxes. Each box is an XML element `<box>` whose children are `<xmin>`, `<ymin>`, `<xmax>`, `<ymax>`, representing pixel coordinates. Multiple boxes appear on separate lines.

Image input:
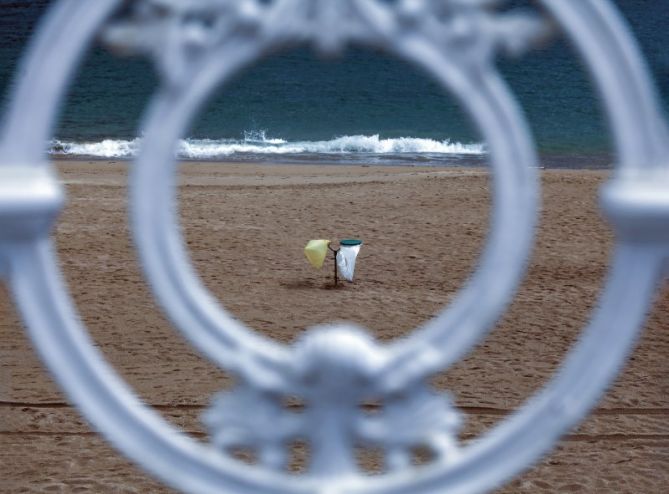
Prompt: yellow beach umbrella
<box><xmin>304</xmin><ymin>239</ymin><xmax>331</xmax><ymax>269</ymax></box>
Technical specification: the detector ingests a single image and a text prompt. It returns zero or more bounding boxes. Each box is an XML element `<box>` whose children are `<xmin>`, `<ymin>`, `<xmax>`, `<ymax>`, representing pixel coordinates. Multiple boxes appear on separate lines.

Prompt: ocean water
<box><xmin>0</xmin><ymin>0</ymin><xmax>667</xmax><ymax>167</ymax></box>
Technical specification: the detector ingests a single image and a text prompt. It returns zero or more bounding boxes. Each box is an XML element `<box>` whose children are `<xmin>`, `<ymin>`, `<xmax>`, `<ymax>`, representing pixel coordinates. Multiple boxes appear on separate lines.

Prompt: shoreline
<box><xmin>48</xmin><ymin>150</ymin><xmax>614</xmax><ymax>170</ymax></box>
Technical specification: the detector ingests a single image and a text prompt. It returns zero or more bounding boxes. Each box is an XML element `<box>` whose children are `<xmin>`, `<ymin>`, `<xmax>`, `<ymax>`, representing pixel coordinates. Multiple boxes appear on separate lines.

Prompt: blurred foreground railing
<box><xmin>1</xmin><ymin>1</ymin><xmax>668</xmax><ymax>493</ymax></box>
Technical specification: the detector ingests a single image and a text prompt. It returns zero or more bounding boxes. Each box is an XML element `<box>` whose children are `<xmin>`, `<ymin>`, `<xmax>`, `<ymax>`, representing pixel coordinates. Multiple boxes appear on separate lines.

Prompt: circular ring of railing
<box><xmin>131</xmin><ymin>14</ymin><xmax>538</xmax><ymax>384</ymax></box>
<box><xmin>1</xmin><ymin>1</ymin><xmax>667</xmax><ymax>493</ymax></box>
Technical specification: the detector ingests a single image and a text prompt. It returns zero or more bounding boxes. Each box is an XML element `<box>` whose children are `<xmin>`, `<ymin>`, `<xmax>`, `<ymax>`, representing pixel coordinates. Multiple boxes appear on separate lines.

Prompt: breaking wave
<box><xmin>50</xmin><ymin>131</ymin><xmax>486</xmax><ymax>160</ymax></box>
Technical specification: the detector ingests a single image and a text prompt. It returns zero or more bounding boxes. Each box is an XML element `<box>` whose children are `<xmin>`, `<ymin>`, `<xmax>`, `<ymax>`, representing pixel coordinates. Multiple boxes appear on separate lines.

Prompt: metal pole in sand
<box><xmin>329</xmin><ymin>244</ymin><xmax>339</xmax><ymax>286</ymax></box>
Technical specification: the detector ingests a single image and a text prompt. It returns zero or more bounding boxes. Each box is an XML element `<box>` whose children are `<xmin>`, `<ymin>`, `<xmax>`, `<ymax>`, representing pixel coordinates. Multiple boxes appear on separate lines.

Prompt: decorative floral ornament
<box><xmin>102</xmin><ymin>0</ymin><xmax>552</xmax><ymax>87</ymax></box>
<box><xmin>204</xmin><ymin>326</ymin><xmax>461</xmax><ymax>475</ymax></box>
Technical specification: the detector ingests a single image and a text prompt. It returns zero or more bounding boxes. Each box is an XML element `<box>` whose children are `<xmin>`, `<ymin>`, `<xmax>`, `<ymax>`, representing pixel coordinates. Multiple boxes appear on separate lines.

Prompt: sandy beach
<box><xmin>0</xmin><ymin>161</ymin><xmax>667</xmax><ymax>492</ymax></box>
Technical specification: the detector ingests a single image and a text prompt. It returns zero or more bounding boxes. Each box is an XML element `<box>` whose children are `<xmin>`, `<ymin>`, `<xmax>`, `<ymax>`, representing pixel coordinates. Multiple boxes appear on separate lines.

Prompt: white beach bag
<box><xmin>336</xmin><ymin>243</ymin><xmax>362</xmax><ymax>282</ymax></box>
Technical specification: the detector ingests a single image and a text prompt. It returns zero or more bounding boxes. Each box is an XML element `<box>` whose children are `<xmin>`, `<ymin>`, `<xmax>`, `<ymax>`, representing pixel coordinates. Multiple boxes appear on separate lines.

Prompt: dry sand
<box><xmin>1</xmin><ymin>161</ymin><xmax>667</xmax><ymax>492</ymax></box>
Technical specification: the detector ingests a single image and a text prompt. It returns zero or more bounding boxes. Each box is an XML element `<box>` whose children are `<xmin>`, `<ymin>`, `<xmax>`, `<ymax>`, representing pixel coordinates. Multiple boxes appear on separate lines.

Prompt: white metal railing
<box><xmin>1</xmin><ymin>1</ymin><xmax>668</xmax><ymax>493</ymax></box>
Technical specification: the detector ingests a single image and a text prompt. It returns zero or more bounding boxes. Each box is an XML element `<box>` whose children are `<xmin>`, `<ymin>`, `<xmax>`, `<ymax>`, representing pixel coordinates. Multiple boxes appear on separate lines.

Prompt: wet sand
<box><xmin>1</xmin><ymin>161</ymin><xmax>667</xmax><ymax>492</ymax></box>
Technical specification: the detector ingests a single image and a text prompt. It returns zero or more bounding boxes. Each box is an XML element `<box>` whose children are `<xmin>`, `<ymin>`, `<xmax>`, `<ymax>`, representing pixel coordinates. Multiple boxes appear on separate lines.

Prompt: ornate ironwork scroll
<box><xmin>1</xmin><ymin>1</ymin><xmax>668</xmax><ymax>493</ymax></box>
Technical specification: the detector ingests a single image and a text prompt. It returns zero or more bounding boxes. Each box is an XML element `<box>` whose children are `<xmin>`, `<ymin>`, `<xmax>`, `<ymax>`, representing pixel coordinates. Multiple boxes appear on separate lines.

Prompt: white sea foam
<box><xmin>51</xmin><ymin>133</ymin><xmax>486</xmax><ymax>159</ymax></box>
<box><xmin>52</xmin><ymin>138</ymin><xmax>141</xmax><ymax>158</ymax></box>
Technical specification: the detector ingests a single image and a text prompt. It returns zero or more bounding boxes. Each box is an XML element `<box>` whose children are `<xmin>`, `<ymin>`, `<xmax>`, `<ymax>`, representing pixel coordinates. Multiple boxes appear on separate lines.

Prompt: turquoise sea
<box><xmin>0</xmin><ymin>0</ymin><xmax>667</xmax><ymax>167</ymax></box>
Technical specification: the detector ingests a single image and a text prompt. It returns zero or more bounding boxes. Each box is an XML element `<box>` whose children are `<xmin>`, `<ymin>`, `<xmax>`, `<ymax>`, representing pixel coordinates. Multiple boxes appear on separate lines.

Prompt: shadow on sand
<box><xmin>281</xmin><ymin>279</ymin><xmax>349</xmax><ymax>290</ymax></box>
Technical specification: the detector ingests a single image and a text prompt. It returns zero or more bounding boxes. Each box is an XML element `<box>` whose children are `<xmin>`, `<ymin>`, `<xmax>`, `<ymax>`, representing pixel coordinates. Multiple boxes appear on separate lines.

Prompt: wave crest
<box><xmin>51</xmin><ymin>133</ymin><xmax>486</xmax><ymax>159</ymax></box>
